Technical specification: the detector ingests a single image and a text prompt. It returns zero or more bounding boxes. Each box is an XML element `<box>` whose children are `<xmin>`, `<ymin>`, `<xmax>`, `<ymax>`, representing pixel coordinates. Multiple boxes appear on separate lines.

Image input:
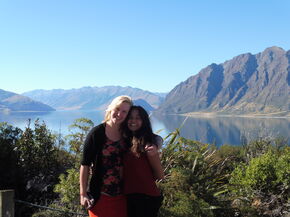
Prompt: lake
<box><xmin>0</xmin><ymin>110</ymin><xmax>289</xmax><ymax>146</ymax></box>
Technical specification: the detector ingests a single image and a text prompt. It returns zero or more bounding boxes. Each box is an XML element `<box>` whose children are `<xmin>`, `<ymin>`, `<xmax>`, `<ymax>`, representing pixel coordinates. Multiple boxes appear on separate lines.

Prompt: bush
<box><xmin>158</xmin><ymin>130</ymin><xmax>233</xmax><ymax>217</ymax></box>
<box><xmin>229</xmin><ymin>147</ymin><xmax>290</xmax><ymax>216</ymax></box>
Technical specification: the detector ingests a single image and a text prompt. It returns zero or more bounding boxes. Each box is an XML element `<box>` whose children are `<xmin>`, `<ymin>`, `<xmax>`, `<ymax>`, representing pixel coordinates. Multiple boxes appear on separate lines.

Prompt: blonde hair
<box><xmin>103</xmin><ymin>95</ymin><xmax>133</xmax><ymax>123</ymax></box>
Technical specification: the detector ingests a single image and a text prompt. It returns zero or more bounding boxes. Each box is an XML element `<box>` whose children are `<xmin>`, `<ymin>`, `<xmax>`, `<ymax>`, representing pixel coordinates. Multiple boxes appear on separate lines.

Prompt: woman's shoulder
<box><xmin>92</xmin><ymin>122</ymin><xmax>105</xmax><ymax>130</ymax></box>
<box><xmin>153</xmin><ymin>134</ymin><xmax>163</xmax><ymax>149</ymax></box>
<box><xmin>88</xmin><ymin>123</ymin><xmax>106</xmax><ymax>136</ymax></box>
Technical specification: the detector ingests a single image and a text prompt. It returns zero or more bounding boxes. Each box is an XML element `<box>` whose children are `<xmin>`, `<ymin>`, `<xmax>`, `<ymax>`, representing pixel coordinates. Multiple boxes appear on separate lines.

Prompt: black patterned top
<box><xmin>100</xmin><ymin>138</ymin><xmax>127</xmax><ymax>196</ymax></box>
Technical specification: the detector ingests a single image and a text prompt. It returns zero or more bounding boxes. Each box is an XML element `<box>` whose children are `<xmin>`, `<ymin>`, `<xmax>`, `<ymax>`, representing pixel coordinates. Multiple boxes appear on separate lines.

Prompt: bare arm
<box><xmin>145</xmin><ymin>145</ymin><xmax>164</xmax><ymax>180</ymax></box>
<box><xmin>80</xmin><ymin>165</ymin><xmax>94</xmax><ymax>209</ymax></box>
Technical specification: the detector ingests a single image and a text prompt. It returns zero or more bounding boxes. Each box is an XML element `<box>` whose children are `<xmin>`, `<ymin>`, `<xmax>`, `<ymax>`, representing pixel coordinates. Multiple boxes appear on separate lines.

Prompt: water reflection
<box><xmin>1</xmin><ymin>111</ymin><xmax>289</xmax><ymax>146</ymax></box>
<box><xmin>152</xmin><ymin>114</ymin><xmax>290</xmax><ymax>146</ymax></box>
<box><xmin>0</xmin><ymin>110</ymin><xmax>105</xmax><ymax>135</ymax></box>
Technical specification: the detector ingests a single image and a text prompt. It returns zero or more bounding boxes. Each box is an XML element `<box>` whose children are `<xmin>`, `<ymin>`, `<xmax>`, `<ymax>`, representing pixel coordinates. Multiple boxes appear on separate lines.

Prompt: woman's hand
<box><xmin>145</xmin><ymin>144</ymin><xmax>164</xmax><ymax>180</ymax></box>
<box><xmin>145</xmin><ymin>144</ymin><xmax>158</xmax><ymax>157</ymax></box>
<box><xmin>80</xmin><ymin>165</ymin><xmax>94</xmax><ymax>209</ymax></box>
<box><xmin>80</xmin><ymin>193</ymin><xmax>95</xmax><ymax>210</ymax></box>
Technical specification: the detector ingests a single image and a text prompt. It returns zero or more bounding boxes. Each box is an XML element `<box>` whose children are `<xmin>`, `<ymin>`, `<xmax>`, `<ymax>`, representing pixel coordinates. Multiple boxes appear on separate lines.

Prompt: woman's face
<box><xmin>110</xmin><ymin>102</ymin><xmax>131</xmax><ymax>125</ymax></box>
<box><xmin>127</xmin><ymin>109</ymin><xmax>142</xmax><ymax>132</ymax></box>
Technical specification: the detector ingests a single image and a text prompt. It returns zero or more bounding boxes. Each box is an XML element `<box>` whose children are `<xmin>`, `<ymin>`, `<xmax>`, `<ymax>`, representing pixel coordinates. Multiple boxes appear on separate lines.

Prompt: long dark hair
<box><xmin>122</xmin><ymin>106</ymin><xmax>154</xmax><ymax>157</ymax></box>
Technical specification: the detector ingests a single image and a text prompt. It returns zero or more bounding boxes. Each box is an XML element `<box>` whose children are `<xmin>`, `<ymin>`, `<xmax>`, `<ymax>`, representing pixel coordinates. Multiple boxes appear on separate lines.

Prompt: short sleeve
<box><xmin>154</xmin><ymin>135</ymin><xmax>163</xmax><ymax>149</ymax></box>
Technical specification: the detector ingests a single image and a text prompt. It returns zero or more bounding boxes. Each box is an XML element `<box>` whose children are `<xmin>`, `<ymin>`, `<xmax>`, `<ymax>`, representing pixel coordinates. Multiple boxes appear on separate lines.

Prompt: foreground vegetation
<box><xmin>0</xmin><ymin>119</ymin><xmax>289</xmax><ymax>217</ymax></box>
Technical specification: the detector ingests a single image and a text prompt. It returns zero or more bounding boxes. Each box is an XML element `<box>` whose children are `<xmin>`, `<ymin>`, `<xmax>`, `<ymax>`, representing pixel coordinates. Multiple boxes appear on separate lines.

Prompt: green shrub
<box><xmin>229</xmin><ymin>147</ymin><xmax>290</xmax><ymax>216</ymax></box>
<box><xmin>159</xmin><ymin>131</ymin><xmax>232</xmax><ymax>217</ymax></box>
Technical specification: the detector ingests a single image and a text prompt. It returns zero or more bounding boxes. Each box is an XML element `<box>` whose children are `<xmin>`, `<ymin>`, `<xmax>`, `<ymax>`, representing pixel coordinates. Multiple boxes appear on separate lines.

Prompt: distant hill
<box><xmin>0</xmin><ymin>89</ymin><xmax>55</xmax><ymax>112</ymax></box>
<box><xmin>133</xmin><ymin>99</ymin><xmax>155</xmax><ymax>112</ymax></box>
<box><xmin>153</xmin><ymin>92</ymin><xmax>168</xmax><ymax>98</ymax></box>
<box><xmin>22</xmin><ymin>86</ymin><xmax>164</xmax><ymax>111</ymax></box>
<box><xmin>157</xmin><ymin>46</ymin><xmax>290</xmax><ymax>115</ymax></box>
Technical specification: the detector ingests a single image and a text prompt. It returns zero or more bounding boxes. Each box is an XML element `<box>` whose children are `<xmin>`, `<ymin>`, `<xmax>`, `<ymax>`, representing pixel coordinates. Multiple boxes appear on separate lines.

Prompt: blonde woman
<box><xmin>80</xmin><ymin>95</ymin><xmax>133</xmax><ymax>217</ymax></box>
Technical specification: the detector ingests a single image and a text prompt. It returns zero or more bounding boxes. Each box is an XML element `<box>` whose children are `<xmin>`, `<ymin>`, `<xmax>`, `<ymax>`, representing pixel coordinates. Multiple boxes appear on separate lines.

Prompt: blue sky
<box><xmin>1</xmin><ymin>0</ymin><xmax>290</xmax><ymax>94</ymax></box>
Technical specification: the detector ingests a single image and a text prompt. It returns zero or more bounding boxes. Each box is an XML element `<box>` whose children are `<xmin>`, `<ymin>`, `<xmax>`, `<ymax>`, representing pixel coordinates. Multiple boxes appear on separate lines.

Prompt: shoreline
<box><xmin>154</xmin><ymin>111</ymin><xmax>290</xmax><ymax>119</ymax></box>
<box><xmin>183</xmin><ymin>112</ymin><xmax>290</xmax><ymax>119</ymax></box>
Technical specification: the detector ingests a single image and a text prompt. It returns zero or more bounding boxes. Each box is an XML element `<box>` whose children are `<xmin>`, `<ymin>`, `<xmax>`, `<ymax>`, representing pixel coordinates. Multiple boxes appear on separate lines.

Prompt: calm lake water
<box><xmin>1</xmin><ymin>110</ymin><xmax>289</xmax><ymax>146</ymax></box>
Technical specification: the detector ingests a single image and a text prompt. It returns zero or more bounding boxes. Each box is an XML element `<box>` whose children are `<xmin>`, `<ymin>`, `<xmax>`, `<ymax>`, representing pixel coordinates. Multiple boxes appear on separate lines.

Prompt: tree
<box><xmin>14</xmin><ymin>119</ymin><xmax>63</xmax><ymax>217</ymax></box>
<box><xmin>17</xmin><ymin>119</ymin><xmax>58</xmax><ymax>177</ymax></box>
<box><xmin>0</xmin><ymin>122</ymin><xmax>22</xmax><ymax>190</ymax></box>
<box><xmin>66</xmin><ymin>118</ymin><xmax>94</xmax><ymax>161</ymax></box>
<box><xmin>53</xmin><ymin>118</ymin><xmax>94</xmax><ymax>213</ymax></box>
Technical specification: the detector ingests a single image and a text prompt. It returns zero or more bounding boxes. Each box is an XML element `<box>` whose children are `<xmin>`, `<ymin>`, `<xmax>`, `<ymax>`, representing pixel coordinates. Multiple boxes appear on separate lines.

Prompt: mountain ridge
<box><xmin>23</xmin><ymin>86</ymin><xmax>165</xmax><ymax>111</ymax></box>
<box><xmin>3</xmin><ymin>46</ymin><xmax>289</xmax><ymax>115</ymax></box>
<box><xmin>157</xmin><ymin>46</ymin><xmax>290</xmax><ymax>115</ymax></box>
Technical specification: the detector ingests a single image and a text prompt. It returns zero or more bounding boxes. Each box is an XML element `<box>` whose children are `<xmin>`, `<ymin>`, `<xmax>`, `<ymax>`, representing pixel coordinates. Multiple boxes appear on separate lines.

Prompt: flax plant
<box><xmin>158</xmin><ymin>128</ymin><xmax>234</xmax><ymax>217</ymax></box>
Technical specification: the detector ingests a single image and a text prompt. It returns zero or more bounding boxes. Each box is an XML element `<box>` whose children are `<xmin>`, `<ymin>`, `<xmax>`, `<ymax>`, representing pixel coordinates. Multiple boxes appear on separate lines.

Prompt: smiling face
<box><xmin>127</xmin><ymin>109</ymin><xmax>143</xmax><ymax>132</ymax></box>
<box><xmin>110</xmin><ymin>102</ymin><xmax>131</xmax><ymax>125</ymax></box>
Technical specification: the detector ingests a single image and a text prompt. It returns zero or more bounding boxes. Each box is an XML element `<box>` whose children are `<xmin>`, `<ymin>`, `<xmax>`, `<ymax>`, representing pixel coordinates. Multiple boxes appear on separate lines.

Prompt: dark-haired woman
<box><xmin>122</xmin><ymin>106</ymin><xmax>164</xmax><ymax>217</ymax></box>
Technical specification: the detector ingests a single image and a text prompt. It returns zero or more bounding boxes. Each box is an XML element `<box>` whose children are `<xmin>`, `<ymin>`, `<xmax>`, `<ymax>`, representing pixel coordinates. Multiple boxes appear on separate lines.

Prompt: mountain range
<box><xmin>157</xmin><ymin>46</ymin><xmax>290</xmax><ymax>116</ymax></box>
<box><xmin>1</xmin><ymin>46</ymin><xmax>289</xmax><ymax>115</ymax></box>
<box><xmin>22</xmin><ymin>86</ymin><xmax>164</xmax><ymax>111</ymax></box>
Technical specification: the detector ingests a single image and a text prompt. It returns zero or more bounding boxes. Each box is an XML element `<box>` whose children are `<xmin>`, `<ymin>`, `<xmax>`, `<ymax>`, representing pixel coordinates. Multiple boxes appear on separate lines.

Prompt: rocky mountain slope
<box><xmin>157</xmin><ymin>46</ymin><xmax>290</xmax><ymax>115</ymax></box>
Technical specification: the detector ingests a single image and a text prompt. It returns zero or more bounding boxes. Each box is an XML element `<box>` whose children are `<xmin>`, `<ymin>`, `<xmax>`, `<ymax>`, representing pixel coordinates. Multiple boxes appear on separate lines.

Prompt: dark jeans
<box><xmin>127</xmin><ymin>193</ymin><xmax>163</xmax><ymax>217</ymax></box>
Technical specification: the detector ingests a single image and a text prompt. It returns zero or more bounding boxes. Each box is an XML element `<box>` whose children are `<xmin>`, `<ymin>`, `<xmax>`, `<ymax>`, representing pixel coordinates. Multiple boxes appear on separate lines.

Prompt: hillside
<box><xmin>157</xmin><ymin>46</ymin><xmax>290</xmax><ymax>115</ymax></box>
<box><xmin>0</xmin><ymin>89</ymin><xmax>55</xmax><ymax>112</ymax></box>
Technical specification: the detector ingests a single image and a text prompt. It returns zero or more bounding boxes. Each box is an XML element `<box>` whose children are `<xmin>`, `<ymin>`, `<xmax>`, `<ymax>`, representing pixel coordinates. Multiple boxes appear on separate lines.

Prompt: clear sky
<box><xmin>1</xmin><ymin>0</ymin><xmax>290</xmax><ymax>94</ymax></box>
